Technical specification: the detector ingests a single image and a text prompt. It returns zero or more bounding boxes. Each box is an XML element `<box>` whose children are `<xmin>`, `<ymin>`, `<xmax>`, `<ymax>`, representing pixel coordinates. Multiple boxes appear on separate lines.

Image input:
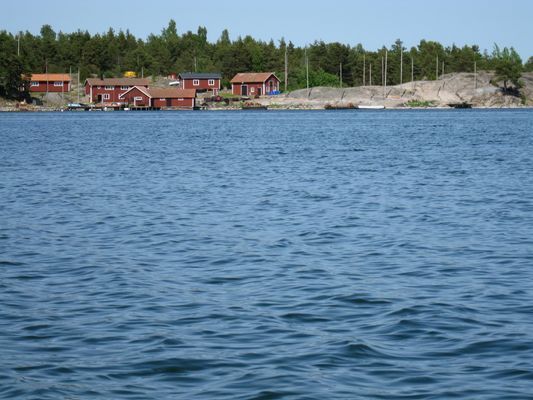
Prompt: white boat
<box><xmin>357</xmin><ymin>105</ymin><xmax>385</xmax><ymax>109</ymax></box>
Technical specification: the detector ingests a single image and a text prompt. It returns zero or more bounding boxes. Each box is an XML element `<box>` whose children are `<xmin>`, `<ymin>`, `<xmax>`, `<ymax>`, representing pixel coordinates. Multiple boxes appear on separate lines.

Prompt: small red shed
<box><xmin>119</xmin><ymin>86</ymin><xmax>197</xmax><ymax>109</ymax></box>
<box><xmin>230</xmin><ymin>72</ymin><xmax>280</xmax><ymax>97</ymax></box>
<box><xmin>28</xmin><ymin>73</ymin><xmax>71</xmax><ymax>93</ymax></box>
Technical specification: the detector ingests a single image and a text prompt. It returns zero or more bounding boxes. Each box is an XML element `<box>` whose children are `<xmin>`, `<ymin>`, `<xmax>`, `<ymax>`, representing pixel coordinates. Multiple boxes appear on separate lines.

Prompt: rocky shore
<box><xmin>254</xmin><ymin>72</ymin><xmax>533</xmax><ymax>110</ymax></box>
<box><xmin>2</xmin><ymin>72</ymin><xmax>532</xmax><ymax>111</ymax></box>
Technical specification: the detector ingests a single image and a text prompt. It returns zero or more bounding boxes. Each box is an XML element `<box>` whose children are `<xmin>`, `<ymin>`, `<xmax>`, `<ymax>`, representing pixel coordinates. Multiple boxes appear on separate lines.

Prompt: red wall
<box><xmin>30</xmin><ymin>81</ymin><xmax>70</xmax><ymax>92</ymax></box>
<box><xmin>181</xmin><ymin>78</ymin><xmax>220</xmax><ymax>91</ymax></box>
<box><xmin>122</xmin><ymin>87</ymin><xmax>150</xmax><ymax>106</ymax></box>
<box><xmin>152</xmin><ymin>97</ymin><xmax>194</xmax><ymax>108</ymax></box>
<box><xmin>232</xmin><ymin>76</ymin><xmax>280</xmax><ymax>96</ymax></box>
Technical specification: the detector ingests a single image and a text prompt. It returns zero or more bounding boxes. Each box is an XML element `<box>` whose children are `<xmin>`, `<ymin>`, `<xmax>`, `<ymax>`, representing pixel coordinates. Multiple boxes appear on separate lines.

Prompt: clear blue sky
<box><xmin>2</xmin><ymin>0</ymin><xmax>532</xmax><ymax>60</ymax></box>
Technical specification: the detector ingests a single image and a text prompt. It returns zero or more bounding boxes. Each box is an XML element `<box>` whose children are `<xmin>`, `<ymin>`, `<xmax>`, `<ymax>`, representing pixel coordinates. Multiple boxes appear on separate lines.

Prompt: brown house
<box><xmin>174</xmin><ymin>72</ymin><xmax>222</xmax><ymax>94</ymax></box>
<box><xmin>28</xmin><ymin>73</ymin><xmax>71</xmax><ymax>92</ymax></box>
<box><xmin>85</xmin><ymin>78</ymin><xmax>150</xmax><ymax>103</ymax></box>
<box><xmin>230</xmin><ymin>72</ymin><xmax>280</xmax><ymax>96</ymax></box>
<box><xmin>119</xmin><ymin>86</ymin><xmax>197</xmax><ymax>109</ymax></box>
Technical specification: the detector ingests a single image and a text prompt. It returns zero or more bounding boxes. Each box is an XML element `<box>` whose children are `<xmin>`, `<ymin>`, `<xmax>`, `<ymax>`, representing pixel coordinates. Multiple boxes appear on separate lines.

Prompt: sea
<box><xmin>1</xmin><ymin>109</ymin><xmax>533</xmax><ymax>399</ymax></box>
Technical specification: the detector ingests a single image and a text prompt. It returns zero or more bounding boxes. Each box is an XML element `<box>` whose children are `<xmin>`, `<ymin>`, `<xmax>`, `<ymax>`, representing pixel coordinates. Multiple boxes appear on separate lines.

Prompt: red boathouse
<box><xmin>230</xmin><ymin>72</ymin><xmax>280</xmax><ymax>97</ymax></box>
<box><xmin>28</xmin><ymin>73</ymin><xmax>71</xmax><ymax>93</ymax></box>
<box><xmin>85</xmin><ymin>78</ymin><xmax>150</xmax><ymax>103</ymax></box>
<box><xmin>119</xmin><ymin>86</ymin><xmax>197</xmax><ymax>109</ymax></box>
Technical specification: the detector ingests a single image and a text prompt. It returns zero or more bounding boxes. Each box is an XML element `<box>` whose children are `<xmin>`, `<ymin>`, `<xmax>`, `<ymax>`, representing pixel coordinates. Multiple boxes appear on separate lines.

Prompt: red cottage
<box><xmin>85</xmin><ymin>78</ymin><xmax>150</xmax><ymax>103</ymax></box>
<box><xmin>28</xmin><ymin>73</ymin><xmax>71</xmax><ymax>93</ymax></box>
<box><xmin>119</xmin><ymin>86</ymin><xmax>197</xmax><ymax>109</ymax></box>
<box><xmin>230</xmin><ymin>72</ymin><xmax>280</xmax><ymax>97</ymax></box>
<box><xmin>173</xmin><ymin>72</ymin><xmax>222</xmax><ymax>95</ymax></box>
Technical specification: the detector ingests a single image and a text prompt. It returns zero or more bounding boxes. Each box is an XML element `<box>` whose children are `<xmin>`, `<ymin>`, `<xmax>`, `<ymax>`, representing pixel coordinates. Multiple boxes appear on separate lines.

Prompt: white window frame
<box><xmin>105</xmin><ymin>85</ymin><xmax>114</xmax><ymax>90</ymax></box>
<box><xmin>31</xmin><ymin>81</ymin><xmax>39</xmax><ymax>87</ymax></box>
<box><xmin>250</xmin><ymin>87</ymin><xmax>255</xmax><ymax>93</ymax></box>
<box><xmin>103</xmin><ymin>94</ymin><xmax>110</xmax><ymax>100</ymax></box>
<box><xmin>192</xmin><ymin>79</ymin><xmax>200</xmax><ymax>86</ymax></box>
<box><xmin>134</xmin><ymin>96</ymin><xmax>143</xmax><ymax>101</ymax></box>
<box><xmin>208</xmin><ymin>79</ymin><xmax>215</xmax><ymax>86</ymax></box>
<box><xmin>121</xmin><ymin>86</ymin><xmax>129</xmax><ymax>90</ymax></box>
<box><xmin>54</xmin><ymin>81</ymin><xmax>63</xmax><ymax>87</ymax></box>
<box><xmin>178</xmin><ymin>98</ymin><xmax>184</xmax><ymax>101</ymax></box>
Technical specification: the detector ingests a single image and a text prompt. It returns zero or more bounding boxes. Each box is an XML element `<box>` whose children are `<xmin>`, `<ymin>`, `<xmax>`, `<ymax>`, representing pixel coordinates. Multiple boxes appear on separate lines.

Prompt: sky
<box><xmin>1</xmin><ymin>0</ymin><xmax>532</xmax><ymax>60</ymax></box>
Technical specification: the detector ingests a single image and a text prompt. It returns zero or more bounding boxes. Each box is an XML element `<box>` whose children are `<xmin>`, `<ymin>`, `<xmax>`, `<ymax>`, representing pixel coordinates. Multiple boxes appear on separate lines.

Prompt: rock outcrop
<box><xmin>261</xmin><ymin>72</ymin><xmax>533</xmax><ymax>109</ymax></box>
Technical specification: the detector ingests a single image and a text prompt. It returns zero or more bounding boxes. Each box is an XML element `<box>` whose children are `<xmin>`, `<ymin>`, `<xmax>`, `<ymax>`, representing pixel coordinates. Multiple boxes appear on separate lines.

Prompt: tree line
<box><xmin>1</xmin><ymin>20</ymin><xmax>531</xmax><ymax>99</ymax></box>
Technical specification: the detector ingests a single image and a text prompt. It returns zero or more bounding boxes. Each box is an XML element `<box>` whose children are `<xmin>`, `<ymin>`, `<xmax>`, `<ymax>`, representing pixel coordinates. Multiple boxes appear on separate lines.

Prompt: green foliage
<box><xmin>492</xmin><ymin>45</ymin><xmax>523</xmax><ymax>89</ymax></box>
<box><xmin>0</xmin><ymin>22</ymin><xmax>527</xmax><ymax>96</ymax></box>
<box><xmin>404</xmin><ymin>100</ymin><xmax>435</xmax><ymax>107</ymax></box>
<box><xmin>524</xmin><ymin>57</ymin><xmax>533</xmax><ymax>72</ymax></box>
<box><xmin>0</xmin><ymin>31</ymin><xmax>28</xmax><ymax>99</ymax></box>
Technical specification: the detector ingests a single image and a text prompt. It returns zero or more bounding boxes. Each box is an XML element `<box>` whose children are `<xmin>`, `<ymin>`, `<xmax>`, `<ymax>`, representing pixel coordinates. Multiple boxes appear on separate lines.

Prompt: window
<box><xmin>31</xmin><ymin>81</ymin><xmax>39</xmax><ymax>87</ymax></box>
<box><xmin>192</xmin><ymin>79</ymin><xmax>200</xmax><ymax>86</ymax></box>
<box><xmin>105</xmin><ymin>85</ymin><xmax>114</xmax><ymax>90</ymax></box>
<box><xmin>103</xmin><ymin>94</ymin><xmax>110</xmax><ymax>100</ymax></box>
<box><xmin>121</xmin><ymin>86</ymin><xmax>129</xmax><ymax>90</ymax></box>
<box><xmin>134</xmin><ymin>96</ymin><xmax>143</xmax><ymax>101</ymax></box>
<box><xmin>160</xmin><ymin>98</ymin><xmax>165</xmax><ymax>101</ymax></box>
<box><xmin>178</xmin><ymin>98</ymin><xmax>184</xmax><ymax>101</ymax></box>
<box><xmin>208</xmin><ymin>79</ymin><xmax>215</xmax><ymax>86</ymax></box>
<box><xmin>250</xmin><ymin>87</ymin><xmax>255</xmax><ymax>93</ymax></box>
<box><xmin>97</xmin><ymin>86</ymin><xmax>101</xmax><ymax>89</ymax></box>
<box><xmin>54</xmin><ymin>81</ymin><xmax>63</xmax><ymax>87</ymax></box>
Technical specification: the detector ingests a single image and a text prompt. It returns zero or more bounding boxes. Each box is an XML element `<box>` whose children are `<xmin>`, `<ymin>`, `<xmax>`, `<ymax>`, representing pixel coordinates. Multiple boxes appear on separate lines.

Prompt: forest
<box><xmin>1</xmin><ymin>20</ymin><xmax>531</xmax><ymax>99</ymax></box>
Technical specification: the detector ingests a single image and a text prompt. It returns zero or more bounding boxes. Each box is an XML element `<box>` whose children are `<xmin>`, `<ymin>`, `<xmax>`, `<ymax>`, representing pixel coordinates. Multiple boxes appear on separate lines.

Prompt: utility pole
<box><xmin>400</xmin><ymin>41</ymin><xmax>403</xmax><ymax>85</ymax></box>
<box><xmin>369</xmin><ymin>63</ymin><xmax>372</xmax><ymax>86</ymax></box>
<box><xmin>363</xmin><ymin>53</ymin><xmax>366</xmax><ymax>86</ymax></box>
<box><xmin>77</xmin><ymin>67</ymin><xmax>80</xmax><ymax>103</ymax></box>
<box><xmin>436</xmin><ymin>55</ymin><xmax>439</xmax><ymax>80</ymax></box>
<box><xmin>411</xmin><ymin>57</ymin><xmax>414</xmax><ymax>87</ymax></box>
<box><xmin>305</xmin><ymin>47</ymin><xmax>309</xmax><ymax>90</ymax></box>
<box><xmin>141</xmin><ymin>66</ymin><xmax>144</xmax><ymax>78</ymax></box>
<box><xmin>442</xmin><ymin>61</ymin><xmax>445</xmax><ymax>77</ymax></box>
<box><xmin>381</xmin><ymin>56</ymin><xmax>384</xmax><ymax>87</ymax></box>
<box><xmin>194</xmin><ymin>56</ymin><xmax>197</xmax><ymax>72</ymax></box>
<box><xmin>284</xmin><ymin>45</ymin><xmax>288</xmax><ymax>92</ymax></box>
<box><xmin>45</xmin><ymin>59</ymin><xmax>48</xmax><ymax>97</ymax></box>
<box><xmin>339</xmin><ymin>63</ymin><xmax>342</xmax><ymax>88</ymax></box>
<box><xmin>384</xmin><ymin>49</ymin><xmax>388</xmax><ymax>98</ymax></box>
<box><xmin>474</xmin><ymin>61</ymin><xmax>477</xmax><ymax>89</ymax></box>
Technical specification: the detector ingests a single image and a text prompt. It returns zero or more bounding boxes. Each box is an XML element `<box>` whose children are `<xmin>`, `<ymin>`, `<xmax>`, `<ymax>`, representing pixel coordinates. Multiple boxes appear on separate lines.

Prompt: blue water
<box><xmin>1</xmin><ymin>110</ymin><xmax>533</xmax><ymax>399</ymax></box>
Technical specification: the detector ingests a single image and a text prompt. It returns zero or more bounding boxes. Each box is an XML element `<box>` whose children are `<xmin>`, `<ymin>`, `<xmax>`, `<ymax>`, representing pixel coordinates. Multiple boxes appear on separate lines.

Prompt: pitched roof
<box><xmin>230</xmin><ymin>72</ymin><xmax>279</xmax><ymax>83</ymax></box>
<box><xmin>120</xmin><ymin>86</ymin><xmax>196</xmax><ymax>99</ymax></box>
<box><xmin>178</xmin><ymin>72</ymin><xmax>222</xmax><ymax>80</ymax></box>
<box><xmin>147</xmin><ymin>88</ymin><xmax>196</xmax><ymax>98</ymax></box>
<box><xmin>85</xmin><ymin>78</ymin><xmax>150</xmax><ymax>86</ymax></box>
<box><xmin>29</xmin><ymin>73</ymin><xmax>71</xmax><ymax>82</ymax></box>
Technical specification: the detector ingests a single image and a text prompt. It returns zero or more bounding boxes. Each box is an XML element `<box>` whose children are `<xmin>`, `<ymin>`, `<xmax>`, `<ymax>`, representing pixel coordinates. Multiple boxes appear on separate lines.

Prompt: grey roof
<box><xmin>178</xmin><ymin>72</ymin><xmax>222</xmax><ymax>80</ymax></box>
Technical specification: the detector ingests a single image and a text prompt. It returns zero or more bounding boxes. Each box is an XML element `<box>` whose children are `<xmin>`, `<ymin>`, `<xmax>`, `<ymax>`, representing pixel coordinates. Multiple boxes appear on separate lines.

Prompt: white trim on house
<box><xmin>31</xmin><ymin>81</ymin><xmax>39</xmax><ymax>87</ymax></box>
<box><xmin>54</xmin><ymin>81</ymin><xmax>63</xmax><ymax>87</ymax></box>
<box><xmin>208</xmin><ymin>79</ymin><xmax>215</xmax><ymax>86</ymax></box>
<box><xmin>193</xmin><ymin>79</ymin><xmax>200</xmax><ymax>86</ymax></box>
<box><xmin>105</xmin><ymin>85</ymin><xmax>114</xmax><ymax>90</ymax></box>
<box><xmin>103</xmin><ymin>93</ymin><xmax>110</xmax><ymax>100</ymax></box>
<box><xmin>121</xmin><ymin>86</ymin><xmax>129</xmax><ymax>90</ymax></box>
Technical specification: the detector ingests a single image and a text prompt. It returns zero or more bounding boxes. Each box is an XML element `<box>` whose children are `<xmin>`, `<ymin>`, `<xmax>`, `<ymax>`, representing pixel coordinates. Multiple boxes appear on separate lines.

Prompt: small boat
<box><xmin>357</xmin><ymin>105</ymin><xmax>385</xmax><ymax>110</ymax></box>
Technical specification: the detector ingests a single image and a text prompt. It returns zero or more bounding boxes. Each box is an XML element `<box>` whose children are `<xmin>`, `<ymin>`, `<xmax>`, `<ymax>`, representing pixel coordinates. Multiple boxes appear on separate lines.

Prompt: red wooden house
<box><xmin>173</xmin><ymin>72</ymin><xmax>222</xmax><ymax>94</ymax></box>
<box><xmin>85</xmin><ymin>78</ymin><xmax>149</xmax><ymax>103</ymax></box>
<box><xmin>119</xmin><ymin>86</ymin><xmax>197</xmax><ymax>109</ymax></box>
<box><xmin>230</xmin><ymin>73</ymin><xmax>280</xmax><ymax>96</ymax></box>
<box><xmin>28</xmin><ymin>73</ymin><xmax>71</xmax><ymax>92</ymax></box>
